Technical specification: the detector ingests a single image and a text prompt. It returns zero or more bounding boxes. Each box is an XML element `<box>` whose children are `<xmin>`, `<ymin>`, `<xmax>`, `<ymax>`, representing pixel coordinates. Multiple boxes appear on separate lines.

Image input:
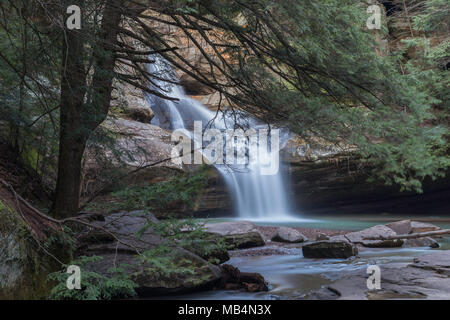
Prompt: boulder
<box><xmin>85</xmin><ymin>211</ymin><xmax>163</xmax><ymax>252</ymax></box>
<box><xmin>319</xmin><ymin>258</ymin><xmax>450</xmax><ymax>300</ymax></box>
<box><xmin>403</xmin><ymin>237</ymin><xmax>440</xmax><ymax>249</ymax></box>
<box><xmin>204</xmin><ymin>222</ymin><xmax>265</xmax><ymax>249</ymax></box>
<box><xmin>219</xmin><ymin>264</ymin><xmax>268</xmax><ymax>293</ymax></box>
<box><xmin>271</xmin><ymin>227</ymin><xmax>308</xmax><ymax>243</ymax></box>
<box><xmin>204</xmin><ymin>221</ymin><xmax>257</xmax><ymax>235</ymax></box>
<box><xmin>384</xmin><ymin>220</ymin><xmax>440</xmax><ymax>236</ymax></box>
<box><xmin>81</xmin><ymin>212</ymin><xmax>223</xmax><ymax>296</ymax></box>
<box><xmin>386</xmin><ymin>220</ymin><xmax>412</xmax><ymax>235</ymax></box>
<box><xmin>302</xmin><ymin>241</ymin><xmax>358</xmax><ymax>259</ymax></box>
<box><xmin>344</xmin><ymin>225</ymin><xmax>404</xmax><ymax>248</ymax></box>
<box><xmin>132</xmin><ymin>249</ymin><xmax>222</xmax><ymax>296</ymax></box>
<box><xmin>410</xmin><ymin>221</ymin><xmax>441</xmax><ymax>234</ymax></box>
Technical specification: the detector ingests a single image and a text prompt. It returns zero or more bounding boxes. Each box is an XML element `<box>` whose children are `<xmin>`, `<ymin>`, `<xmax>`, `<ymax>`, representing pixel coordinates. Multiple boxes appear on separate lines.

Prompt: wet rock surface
<box><xmin>204</xmin><ymin>221</ymin><xmax>265</xmax><ymax>249</ymax></box>
<box><xmin>219</xmin><ymin>264</ymin><xmax>268</xmax><ymax>293</ymax></box>
<box><xmin>411</xmin><ymin>251</ymin><xmax>450</xmax><ymax>275</ymax></box>
<box><xmin>386</xmin><ymin>220</ymin><xmax>412</xmax><ymax>235</ymax></box>
<box><xmin>271</xmin><ymin>227</ymin><xmax>308</xmax><ymax>244</ymax></box>
<box><xmin>302</xmin><ymin>241</ymin><xmax>358</xmax><ymax>259</ymax></box>
<box><xmin>404</xmin><ymin>237</ymin><xmax>440</xmax><ymax>249</ymax></box>
<box><xmin>313</xmin><ymin>251</ymin><xmax>450</xmax><ymax>300</ymax></box>
<box><xmin>410</xmin><ymin>221</ymin><xmax>441</xmax><ymax>234</ymax></box>
<box><xmin>79</xmin><ymin>212</ymin><xmax>223</xmax><ymax>296</ymax></box>
<box><xmin>344</xmin><ymin>225</ymin><xmax>404</xmax><ymax>248</ymax></box>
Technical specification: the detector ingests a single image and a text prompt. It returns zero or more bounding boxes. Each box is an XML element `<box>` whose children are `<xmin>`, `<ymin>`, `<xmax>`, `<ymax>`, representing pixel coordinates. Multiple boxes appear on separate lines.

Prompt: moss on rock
<box><xmin>0</xmin><ymin>200</ymin><xmax>67</xmax><ymax>299</ymax></box>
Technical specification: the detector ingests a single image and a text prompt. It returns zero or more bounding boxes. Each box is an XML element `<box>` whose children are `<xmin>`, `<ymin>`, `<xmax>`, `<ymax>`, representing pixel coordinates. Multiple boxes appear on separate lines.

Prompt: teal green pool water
<box><xmin>203</xmin><ymin>214</ymin><xmax>450</xmax><ymax>232</ymax></box>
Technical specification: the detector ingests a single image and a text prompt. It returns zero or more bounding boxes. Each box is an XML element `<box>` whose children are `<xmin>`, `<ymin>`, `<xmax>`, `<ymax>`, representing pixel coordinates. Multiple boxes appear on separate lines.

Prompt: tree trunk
<box><xmin>51</xmin><ymin>0</ymin><xmax>122</xmax><ymax>218</ymax></box>
<box><xmin>52</xmin><ymin>135</ymin><xmax>87</xmax><ymax>219</ymax></box>
<box><xmin>51</xmin><ymin>0</ymin><xmax>87</xmax><ymax>219</ymax></box>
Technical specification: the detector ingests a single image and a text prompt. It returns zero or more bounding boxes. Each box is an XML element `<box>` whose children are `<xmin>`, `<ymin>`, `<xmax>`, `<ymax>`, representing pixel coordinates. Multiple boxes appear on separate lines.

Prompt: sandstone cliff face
<box><xmin>97</xmin><ymin>2</ymin><xmax>449</xmax><ymax>217</ymax></box>
<box><xmin>285</xmin><ymin>152</ymin><xmax>450</xmax><ymax>214</ymax></box>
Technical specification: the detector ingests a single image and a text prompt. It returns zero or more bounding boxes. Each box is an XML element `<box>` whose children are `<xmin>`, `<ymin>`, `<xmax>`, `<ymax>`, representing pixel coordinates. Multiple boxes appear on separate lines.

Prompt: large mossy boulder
<box><xmin>132</xmin><ymin>249</ymin><xmax>222</xmax><ymax>296</ymax></box>
<box><xmin>181</xmin><ymin>239</ymin><xmax>230</xmax><ymax>265</ymax></box>
<box><xmin>302</xmin><ymin>241</ymin><xmax>358</xmax><ymax>259</ymax></box>
<box><xmin>203</xmin><ymin>221</ymin><xmax>265</xmax><ymax>249</ymax></box>
<box><xmin>80</xmin><ymin>212</ymin><xmax>223</xmax><ymax>296</ymax></box>
<box><xmin>86</xmin><ymin>249</ymin><xmax>222</xmax><ymax>297</ymax></box>
<box><xmin>0</xmin><ymin>199</ymin><xmax>62</xmax><ymax>299</ymax></box>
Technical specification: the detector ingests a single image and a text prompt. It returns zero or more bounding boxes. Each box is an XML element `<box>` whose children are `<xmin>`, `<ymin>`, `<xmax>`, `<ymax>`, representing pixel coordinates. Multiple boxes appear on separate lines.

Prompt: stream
<box><xmin>168</xmin><ymin>216</ymin><xmax>450</xmax><ymax>300</ymax></box>
<box><xmin>144</xmin><ymin>54</ymin><xmax>449</xmax><ymax>300</ymax></box>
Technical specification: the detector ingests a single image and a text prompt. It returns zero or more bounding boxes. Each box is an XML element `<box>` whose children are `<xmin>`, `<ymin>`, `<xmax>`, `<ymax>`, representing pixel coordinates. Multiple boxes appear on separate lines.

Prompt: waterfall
<box><xmin>146</xmin><ymin>54</ymin><xmax>296</xmax><ymax>222</ymax></box>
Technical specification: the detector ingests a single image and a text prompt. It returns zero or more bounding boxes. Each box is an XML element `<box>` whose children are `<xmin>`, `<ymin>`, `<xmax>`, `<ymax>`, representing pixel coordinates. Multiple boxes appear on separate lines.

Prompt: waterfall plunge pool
<box><xmin>155</xmin><ymin>215</ymin><xmax>450</xmax><ymax>300</ymax></box>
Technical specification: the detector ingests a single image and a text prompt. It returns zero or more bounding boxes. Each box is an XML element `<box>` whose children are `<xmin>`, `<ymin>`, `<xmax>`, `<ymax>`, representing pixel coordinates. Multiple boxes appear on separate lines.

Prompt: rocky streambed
<box><xmin>5</xmin><ymin>205</ymin><xmax>448</xmax><ymax>300</ymax></box>
<box><xmin>168</xmin><ymin>219</ymin><xmax>450</xmax><ymax>300</ymax></box>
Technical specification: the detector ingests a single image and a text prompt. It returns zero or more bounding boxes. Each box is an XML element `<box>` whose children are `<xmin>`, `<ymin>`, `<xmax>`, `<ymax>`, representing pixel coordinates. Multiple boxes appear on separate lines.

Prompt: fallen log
<box><xmin>364</xmin><ymin>229</ymin><xmax>450</xmax><ymax>241</ymax></box>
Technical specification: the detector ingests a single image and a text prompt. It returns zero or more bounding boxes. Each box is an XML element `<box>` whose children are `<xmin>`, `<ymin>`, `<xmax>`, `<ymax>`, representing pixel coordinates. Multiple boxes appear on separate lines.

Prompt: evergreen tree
<box><xmin>0</xmin><ymin>0</ymin><xmax>448</xmax><ymax>218</ymax></box>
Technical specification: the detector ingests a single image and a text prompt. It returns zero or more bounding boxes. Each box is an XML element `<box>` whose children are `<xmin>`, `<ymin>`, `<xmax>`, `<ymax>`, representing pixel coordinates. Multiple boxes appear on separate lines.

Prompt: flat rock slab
<box><xmin>302</xmin><ymin>241</ymin><xmax>358</xmax><ymax>259</ymax></box>
<box><xmin>404</xmin><ymin>237</ymin><xmax>440</xmax><ymax>248</ymax></box>
<box><xmin>204</xmin><ymin>221</ymin><xmax>265</xmax><ymax>249</ymax></box>
<box><xmin>410</xmin><ymin>221</ymin><xmax>441</xmax><ymax>233</ymax></box>
<box><xmin>272</xmin><ymin>227</ymin><xmax>308</xmax><ymax>243</ymax></box>
<box><xmin>386</xmin><ymin>220</ymin><xmax>412</xmax><ymax>235</ymax></box>
<box><xmin>411</xmin><ymin>251</ymin><xmax>450</xmax><ymax>274</ymax></box>
<box><xmin>317</xmin><ymin>251</ymin><xmax>450</xmax><ymax>300</ymax></box>
<box><xmin>80</xmin><ymin>212</ymin><xmax>222</xmax><ymax>296</ymax></box>
<box><xmin>385</xmin><ymin>220</ymin><xmax>440</xmax><ymax>235</ymax></box>
<box><xmin>204</xmin><ymin>221</ymin><xmax>258</xmax><ymax>236</ymax></box>
<box><xmin>86</xmin><ymin>211</ymin><xmax>162</xmax><ymax>252</ymax></box>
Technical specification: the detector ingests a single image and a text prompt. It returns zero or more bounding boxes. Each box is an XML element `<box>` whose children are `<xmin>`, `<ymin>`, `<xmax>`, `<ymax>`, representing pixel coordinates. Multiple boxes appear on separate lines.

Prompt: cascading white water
<box><xmin>146</xmin><ymin>55</ymin><xmax>296</xmax><ymax>221</ymax></box>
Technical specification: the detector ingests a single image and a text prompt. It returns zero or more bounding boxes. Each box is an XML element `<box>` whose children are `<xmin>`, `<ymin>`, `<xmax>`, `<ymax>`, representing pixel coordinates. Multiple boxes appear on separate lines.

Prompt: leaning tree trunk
<box><xmin>52</xmin><ymin>0</ymin><xmax>122</xmax><ymax>219</ymax></box>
